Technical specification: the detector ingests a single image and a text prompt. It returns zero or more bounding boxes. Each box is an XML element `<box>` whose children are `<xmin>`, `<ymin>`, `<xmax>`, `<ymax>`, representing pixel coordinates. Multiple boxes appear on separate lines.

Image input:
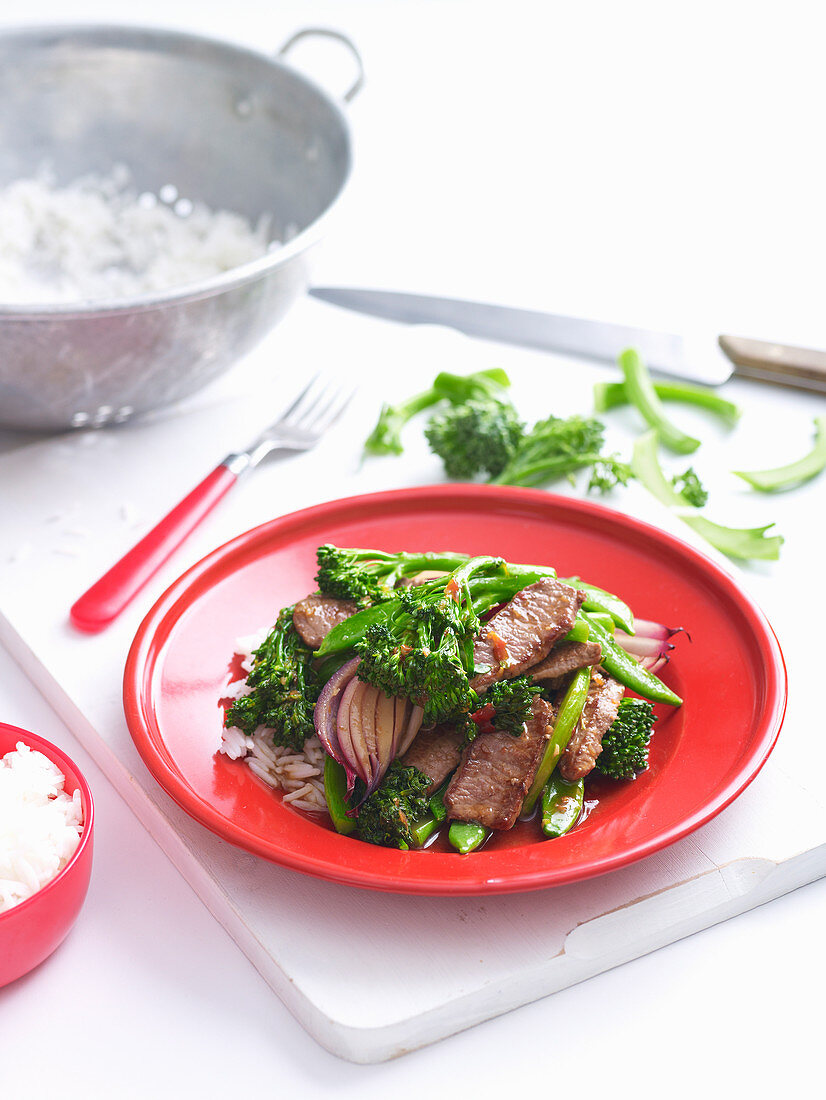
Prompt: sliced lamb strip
<box><xmin>444</xmin><ymin>697</ymin><xmax>554</xmax><ymax>830</ymax></box>
<box><xmin>470</xmin><ymin>578</ymin><xmax>585</xmax><ymax>694</ymax></box>
<box><xmin>401</xmin><ymin>723</ymin><xmax>465</xmax><ymax>794</ymax></box>
<box><xmin>529</xmin><ymin>640</ymin><xmax>603</xmax><ymax>682</ymax></box>
<box><xmin>558</xmin><ymin>670</ymin><xmax>625</xmax><ymax>781</ymax></box>
<box><xmin>292</xmin><ymin>594</ymin><xmax>358</xmax><ymax>649</ymax></box>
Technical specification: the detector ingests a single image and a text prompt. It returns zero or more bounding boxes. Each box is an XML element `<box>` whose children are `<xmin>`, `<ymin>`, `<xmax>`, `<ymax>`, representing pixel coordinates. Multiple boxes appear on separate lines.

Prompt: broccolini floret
<box><xmin>315</xmin><ymin>545</ymin><xmax>392</xmax><ymax>604</ymax></box>
<box><xmin>595</xmin><ymin>697</ymin><xmax>656</xmax><ymax>780</ymax></box>
<box><xmin>472</xmin><ymin>675</ymin><xmax>541</xmax><ymax>735</ymax></box>
<box><xmin>355</xmin><ymin>579</ymin><xmax>481</xmax><ymax>725</ymax></box>
<box><xmin>314</xmin><ymin>545</ymin><xmax>484</xmax><ymax>605</ymax></box>
<box><xmin>348</xmin><ymin>555</ymin><xmax>557</xmax><ymax>727</ymax></box>
<box><xmin>364</xmin><ymin>368</ymin><xmax>512</xmax><ymax>457</ymax></box>
<box><xmin>424</xmin><ymin>399</ymin><xmax>524</xmax><ymax>480</ymax></box>
<box><xmin>491</xmin><ymin>414</ymin><xmax>632</xmax><ymax>493</ymax></box>
<box><xmin>671</xmin><ymin>467</ymin><xmax>708</xmax><ymax>507</ymax></box>
<box><xmin>356</xmin><ymin>763</ymin><xmax>432</xmax><ymax>849</ymax></box>
<box><xmin>225</xmin><ymin>606</ymin><xmax>317</xmax><ymax>751</ymax></box>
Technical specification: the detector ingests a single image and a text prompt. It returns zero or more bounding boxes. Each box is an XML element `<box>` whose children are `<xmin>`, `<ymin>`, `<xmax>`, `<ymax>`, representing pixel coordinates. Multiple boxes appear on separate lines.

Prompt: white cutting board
<box><xmin>0</xmin><ymin>298</ymin><xmax>823</xmax><ymax>1063</ymax></box>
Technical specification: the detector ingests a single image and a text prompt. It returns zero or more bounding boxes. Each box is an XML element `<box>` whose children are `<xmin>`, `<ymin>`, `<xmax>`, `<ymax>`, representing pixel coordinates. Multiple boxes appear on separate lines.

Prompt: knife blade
<box><xmin>310</xmin><ymin>287</ymin><xmax>826</xmax><ymax>393</ymax></box>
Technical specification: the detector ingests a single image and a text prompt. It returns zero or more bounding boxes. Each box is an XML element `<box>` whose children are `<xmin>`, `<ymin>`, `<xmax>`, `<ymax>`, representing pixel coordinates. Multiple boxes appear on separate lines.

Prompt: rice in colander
<box><xmin>0</xmin><ymin>164</ymin><xmax>275</xmax><ymax>305</ymax></box>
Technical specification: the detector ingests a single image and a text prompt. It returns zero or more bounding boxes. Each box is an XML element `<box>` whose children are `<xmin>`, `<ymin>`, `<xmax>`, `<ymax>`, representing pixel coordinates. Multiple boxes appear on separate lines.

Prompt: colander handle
<box><xmin>276</xmin><ymin>28</ymin><xmax>365</xmax><ymax>103</ymax></box>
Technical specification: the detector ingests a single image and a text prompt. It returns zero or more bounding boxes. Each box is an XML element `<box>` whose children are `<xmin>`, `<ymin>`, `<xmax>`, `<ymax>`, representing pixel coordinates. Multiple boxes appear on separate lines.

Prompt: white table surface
<box><xmin>2</xmin><ymin>0</ymin><xmax>825</xmax><ymax>1095</ymax></box>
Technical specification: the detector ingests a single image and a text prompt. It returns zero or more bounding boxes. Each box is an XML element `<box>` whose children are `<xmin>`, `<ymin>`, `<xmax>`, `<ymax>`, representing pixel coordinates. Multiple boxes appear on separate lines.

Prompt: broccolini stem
<box><xmin>409</xmin><ymin>785</ymin><xmax>449</xmax><ymax>848</ymax></box>
<box><xmin>363</xmin><ymin>390</ymin><xmax>444</xmax><ymax>456</ymax></box>
<box><xmin>490</xmin><ymin>452</ymin><xmax>607</xmax><ymax>487</ymax></box>
<box><xmin>316</xmin><ymin>563</ymin><xmax>557</xmax><ymax>658</ymax></box>
<box><xmin>324</xmin><ymin>756</ymin><xmax>357</xmax><ymax>835</ymax></box>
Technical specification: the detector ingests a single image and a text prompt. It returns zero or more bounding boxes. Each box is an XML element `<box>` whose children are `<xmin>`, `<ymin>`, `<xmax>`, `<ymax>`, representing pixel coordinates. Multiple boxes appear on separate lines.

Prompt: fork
<box><xmin>70</xmin><ymin>375</ymin><xmax>354</xmax><ymax>633</ymax></box>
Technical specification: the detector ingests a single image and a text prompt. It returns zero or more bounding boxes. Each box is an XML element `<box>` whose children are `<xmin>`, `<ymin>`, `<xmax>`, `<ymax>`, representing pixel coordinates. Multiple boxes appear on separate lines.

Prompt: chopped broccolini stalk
<box><xmin>316</xmin><ymin>557</ymin><xmax>556</xmax><ymax>659</ymax></box>
<box><xmin>409</xmin><ymin>784</ymin><xmax>449</xmax><ymax>848</ymax></box>
<box><xmin>596</xmin><ymin>698</ymin><xmax>656</xmax><ymax>780</ymax></box>
<box><xmin>324</xmin><ymin>756</ymin><xmax>357</xmax><ymax>835</ymax></box>
<box><xmin>594</xmin><ymin>378</ymin><xmax>741</xmax><ymax>427</ymax></box>
<box><xmin>363</xmin><ymin>368</ymin><xmax>512</xmax><ymax>457</ymax></box>
<box><xmin>733</xmin><ymin>416</ymin><xmax>826</xmax><ymax>492</ymax></box>
<box><xmin>619</xmin><ymin>348</ymin><xmax>701</xmax><ymax>455</ymax></box>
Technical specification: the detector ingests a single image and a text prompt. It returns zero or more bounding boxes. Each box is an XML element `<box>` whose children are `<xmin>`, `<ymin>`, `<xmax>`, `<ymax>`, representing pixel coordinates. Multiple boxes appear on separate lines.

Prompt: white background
<box><xmin>1</xmin><ymin>2</ymin><xmax>824</xmax><ymax>1097</ymax></box>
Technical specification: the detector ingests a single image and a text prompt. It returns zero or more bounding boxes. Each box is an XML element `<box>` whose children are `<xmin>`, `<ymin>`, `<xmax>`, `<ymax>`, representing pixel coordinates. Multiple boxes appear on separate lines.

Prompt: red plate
<box><xmin>124</xmin><ymin>485</ymin><xmax>786</xmax><ymax>895</ymax></box>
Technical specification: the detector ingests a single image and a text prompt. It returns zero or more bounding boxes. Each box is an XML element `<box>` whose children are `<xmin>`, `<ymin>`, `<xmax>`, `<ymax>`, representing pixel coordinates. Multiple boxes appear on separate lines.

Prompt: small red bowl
<box><xmin>0</xmin><ymin>723</ymin><xmax>94</xmax><ymax>988</ymax></box>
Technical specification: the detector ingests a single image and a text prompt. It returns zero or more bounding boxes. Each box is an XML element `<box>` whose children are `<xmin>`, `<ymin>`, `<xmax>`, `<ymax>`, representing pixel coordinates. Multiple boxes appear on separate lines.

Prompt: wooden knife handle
<box><xmin>719</xmin><ymin>334</ymin><xmax>826</xmax><ymax>392</ymax></box>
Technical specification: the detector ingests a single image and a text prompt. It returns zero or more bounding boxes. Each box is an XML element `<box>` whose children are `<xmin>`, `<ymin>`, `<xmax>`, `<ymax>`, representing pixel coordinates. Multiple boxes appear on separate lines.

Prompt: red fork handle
<box><xmin>70</xmin><ymin>463</ymin><xmax>238</xmax><ymax>633</ymax></box>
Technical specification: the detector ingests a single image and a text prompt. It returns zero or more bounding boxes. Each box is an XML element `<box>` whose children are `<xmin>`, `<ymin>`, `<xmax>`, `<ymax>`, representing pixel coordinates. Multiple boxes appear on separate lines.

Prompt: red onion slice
<box><xmin>361</xmin><ymin>686</ymin><xmax>379</xmax><ymax>777</ymax></box>
<box><xmin>344</xmin><ymin>679</ymin><xmax>374</xmax><ymax>785</ymax></box>
<box><xmin>313</xmin><ymin>657</ymin><xmax>360</xmax><ymax>768</ymax></box>
<box><xmin>374</xmin><ymin>691</ymin><xmax>397</xmax><ymax>765</ymax></box>
<box><xmin>395</xmin><ymin>704</ymin><xmax>425</xmax><ymax>757</ymax></box>
<box><xmin>633</xmin><ymin>619</ymin><xmax>682</xmax><ymax>640</ymax></box>
<box><xmin>336</xmin><ymin>677</ymin><xmax>371</xmax><ymax>789</ymax></box>
<box><xmin>389</xmin><ymin>696</ymin><xmax>410</xmax><ymax>759</ymax></box>
<box><xmin>639</xmin><ymin>654</ymin><xmax>670</xmax><ymax>673</ymax></box>
<box><xmin>614</xmin><ymin>633</ymin><xmax>665</xmax><ymax>659</ymax></box>
<box><xmin>615</xmin><ymin>622</ymin><xmax>679</xmax><ymax>669</ymax></box>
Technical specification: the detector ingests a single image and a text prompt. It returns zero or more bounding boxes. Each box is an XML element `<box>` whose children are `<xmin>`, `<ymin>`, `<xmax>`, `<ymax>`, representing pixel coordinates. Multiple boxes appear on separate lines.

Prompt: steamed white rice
<box><xmin>219</xmin><ymin>628</ymin><xmax>328</xmax><ymax>814</ymax></box>
<box><xmin>0</xmin><ymin>742</ymin><xmax>84</xmax><ymax>913</ymax></box>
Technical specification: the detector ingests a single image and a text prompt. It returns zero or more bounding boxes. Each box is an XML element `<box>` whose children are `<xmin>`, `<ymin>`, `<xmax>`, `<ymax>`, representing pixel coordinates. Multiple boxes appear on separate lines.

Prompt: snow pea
<box><xmin>315</xmin><ymin>602</ymin><xmax>393</xmax><ymax>658</ymax></box>
<box><xmin>448</xmin><ymin>821</ymin><xmax>488</xmax><ymax>853</ymax></box>
<box><xmin>584</xmin><ymin>614</ymin><xmax>682</xmax><ymax>706</ymax></box>
<box><xmin>541</xmin><ymin>774</ymin><xmax>584</xmax><ymax>838</ymax></box>
<box><xmin>733</xmin><ymin>416</ymin><xmax>826</xmax><ymax>492</ymax></box>
<box><xmin>523</xmin><ymin>665</ymin><xmax>592</xmax><ymax>814</ymax></box>
<box><xmin>560</xmin><ymin>577</ymin><xmax>634</xmax><ymax>634</ymax></box>
<box><xmin>594</xmin><ymin>378</ymin><xmax>741</xmax><ymax>427</ymax></box>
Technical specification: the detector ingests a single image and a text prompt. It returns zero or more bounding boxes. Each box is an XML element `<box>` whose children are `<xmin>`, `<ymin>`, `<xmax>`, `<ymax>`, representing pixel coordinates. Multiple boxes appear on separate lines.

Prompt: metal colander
<box><xmin>0</xmin><ymin>24</ymin><xmax>362</xmax><ymax>430</ymax></box>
